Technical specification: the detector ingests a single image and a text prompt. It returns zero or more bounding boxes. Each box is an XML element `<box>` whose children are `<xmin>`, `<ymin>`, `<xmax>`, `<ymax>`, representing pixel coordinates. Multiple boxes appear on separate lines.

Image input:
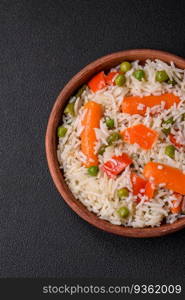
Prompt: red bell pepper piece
<box><xmin>105</xmin><ymin>71</ymin><xmax>119</xmax><ymax>85</ymax></box>
<box><xmin>131</xmin><ymin>173</ymin><xmax>147</xmax><ymax>195</ymax></box>
<box><xmin>169</xmin><ymin>133</ymin><xmax>183</xmax><ymax>148</ymax></box>
<box><xmin>131</xmin><ymin>173</ymin><xmax>155</xmax><ymax>202</ymax></box>
<box><xmin>102</xmin><ymin>153</ymin><xmax>132</xmax><ymax>178</ymax></box>
<box><xmin>88</xmin><ymin>71</ymin><xmax>106</xmax><ymax>93</ymax></box>
<box><xmin>144</xmin><ymin>181</ymin><xmax>155</xmax><ymax>199</ymax></box>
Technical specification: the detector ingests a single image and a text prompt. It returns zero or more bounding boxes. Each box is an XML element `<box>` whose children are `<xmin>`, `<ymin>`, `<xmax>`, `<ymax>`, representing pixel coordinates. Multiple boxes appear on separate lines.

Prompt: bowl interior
<box><xmin>46</xmin><ymin>49</ymin><xmax>185</xmax><ymax>238</ymax></box>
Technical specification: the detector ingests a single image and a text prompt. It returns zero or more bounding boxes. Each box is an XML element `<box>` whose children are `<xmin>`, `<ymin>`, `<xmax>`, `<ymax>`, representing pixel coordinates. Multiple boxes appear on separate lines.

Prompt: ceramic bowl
<box><xmin>46</xmin><ymin>49</ymin><xmax>185</xmax><ymax>237</ymax></box>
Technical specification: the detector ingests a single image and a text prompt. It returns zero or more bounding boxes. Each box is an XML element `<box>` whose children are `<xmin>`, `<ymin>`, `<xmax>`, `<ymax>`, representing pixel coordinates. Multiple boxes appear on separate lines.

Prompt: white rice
<box><xmin>57</xmin><ymin>59</ymin><xmax>185</xmax><ymax>228</ymax></box>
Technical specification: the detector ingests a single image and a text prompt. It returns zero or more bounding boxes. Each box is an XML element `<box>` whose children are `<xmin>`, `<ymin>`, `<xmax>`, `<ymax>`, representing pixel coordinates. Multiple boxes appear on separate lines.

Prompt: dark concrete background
<box><xmin>1</xmin><ymin>0</ymin><xmax>185</xmax><ymax>278</ymax></box>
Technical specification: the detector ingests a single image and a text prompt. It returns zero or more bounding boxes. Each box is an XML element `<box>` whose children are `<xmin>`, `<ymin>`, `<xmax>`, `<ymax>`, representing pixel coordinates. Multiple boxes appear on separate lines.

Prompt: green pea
<box><xmin>162</xmin><ymin>128</ymin><xmax>171</xmax><ymax>136</ymax></box>
<box><xmin>181</xmin><ymin>113</ymin><xmax>185</xmax><ymax>121</ymax></box>
<box><xmin>98</xmin><ymin>145</ymin><xmax>107</xmax><ymax>155</ymax></box>
<box><xmin>167</xmin><ymin>79</ymin><xmax>176</xmax><ymax>86</ymax></box>
<box><xmin>64</xmin><ymin>102</ymin><xmax>75</xmax><ymax>116</ymax></box>
<box><xmin>117</xmin><ymin>206</ymin><xmax>130</xmax><ymax>218</ymax></box>
<box><xmin>120</xmin><ymin>61</ymin><xmax>132</xmax><ymax>73</ymax></box>
<box><xmin>57</xmin><ymin>126</ymin><xmax>67</xmax><ymax>137</ymax></box>
<box><xmin>87</xmin><ymin>166</ymin><xmax>99</xmax><ymax>176</ymax></box>
<box><xmin>107</xmin><ymin>132</ymin><xmax>120</xmax><ymax>145</ymax></box>
<box><xmin>165</xmin><ymin>145</ymin><xmax>175</xmax><ymax>159</ymax></box>
<box><xmin>163</xmin><ymin>117</ymin><xmax>175</xmax><ymax>125</ymax></box>
<box><xmin>115</xmin><ymin>74</ymin><xmax>126</xmax><ymax>86</ymax></box>
<box><xmin>75</xmin><ymin>84</ymin><xmax>87</xmax><ymax>98</ymax></box>
<box><xmin>105</xmin><ymin>118</ymin><xmax>114</xmax><ymax>129</ymax></box>
<box><xmin>156</xmin><ymin>70</ymin><xmax>169</xmax><ymax>82</ymax></box>
<box><xmin>117</xmin><ymin>188</ymin><xmax>129</xmax><ymax>198</ymax></box>
<box><xmin>133</xmin><ymin>69</ymin><xmax>145</xmax><ymax>81</ymax></box>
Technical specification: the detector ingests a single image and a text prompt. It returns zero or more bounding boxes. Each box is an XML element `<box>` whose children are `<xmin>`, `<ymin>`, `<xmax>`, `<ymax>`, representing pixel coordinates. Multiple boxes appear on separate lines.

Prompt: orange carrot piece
<box><xmin>105</xmin><ymin>71</ymin><xmax>119</xmax><ymax>85</ymax></box>
<box><xmin>121</xmin><ymin>124</ymin><xmax>158</xmax><ymax>150</ymax></box>
<box><xmin>171</xmin><ymin>193</ymin><xmax>183</xmax><ymax>214</ymax></box>
<box><xmin>81</xmin><ymin>101</ymin><xmax>103</xmax><ymax>167</ymax></box>
<box><xmin>143</xmin><ymin>162</ymin><xmax>185</xmax><ymax>195</ymax></box>
<box><xmin>169</xmin><ymin>133</ymin><xmax>183</xmax><ymax>148</ymax></box>
<box><xmin>122</xmin><ymin>93</ymin><xmax>180</xmax><ymax>116</ymax></box>
<box><xmin>88</xmin><ymin>71</ymin><xmax>106</xmax><ymax>93</ymax></box>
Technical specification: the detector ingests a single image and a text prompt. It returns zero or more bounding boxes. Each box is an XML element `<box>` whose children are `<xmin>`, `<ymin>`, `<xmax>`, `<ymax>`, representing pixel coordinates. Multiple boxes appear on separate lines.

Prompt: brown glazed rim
<box><xmin>45</xmin><ymin>49</ymin><xmax>185</xmax><ymax>238</ymax></box>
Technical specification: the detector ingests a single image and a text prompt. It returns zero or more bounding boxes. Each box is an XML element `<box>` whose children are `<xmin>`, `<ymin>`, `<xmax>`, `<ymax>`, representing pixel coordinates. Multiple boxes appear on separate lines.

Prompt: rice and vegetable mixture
<box><xmin>57</xmin><ymin>59</ymin><xmax>185</xmax><ymax>228</ymax></box>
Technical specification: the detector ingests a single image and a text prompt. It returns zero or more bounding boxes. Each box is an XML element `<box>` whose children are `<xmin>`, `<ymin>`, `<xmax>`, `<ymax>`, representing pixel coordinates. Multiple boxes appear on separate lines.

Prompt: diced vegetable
<box><xmin>165</xmin><ymin>145</ymin><xmax>175</xmax><ymax>159</ymax></box>
<box><xmin>133</xmin><ymin>69</ymin><xmax>145</xmax><ymax>81</ymax></box>
<box><xmin>171</xmin><ymin>193</ymin><xmax>183</xmax><ymax>214</ymax></box>
<box><xmin>105</xmin><ymin>118</ymin><xmax>114</xmax><ymax>129</ymax></box>
<box><xmin>144</xmin><ymin>181</ymin><xmax>155</xmax><ymax>199</ymax></box>
<box><xmin>121</xmin><ymin>124</ymin><xmax>158</xmax><ymax>150</ymax></box>
<box><xmin>81</xmin><ymin>101</ymin><xmax>103</xmax><ymax>167</ymax></box>
<box><xmin>88</xmin><ymin>166</ymin><xmax>99</xmax><ymax>176</ymax></box>
<box><xmin>167</xmin><ymin>79</ymin><xmax>176</xmax><ymax>86</ymax></box>
<box><xmin>102</xmin><ymin>153</ymin><xmax>132</xmax><ymax>178</ymax></box>
<box><xmin>117</xmin><ymin>188</ymin><xmax>129</xmax><ymax>198</ymax></box>
<box><xmin>117</xmin><ymin>206</ymin><xmax>129</xmax><ymax>218</ymax></box>
<box><xmin>122</xmin><ymin>93</ymin><xmax>180</xmax><ymax>116</ymax></box>
<box><xmin>131</xmin><ymin>173</ymin><xmax>155</xmax><ymax>202</ymax></box>
<box><xmin>105</xmin><ymin>71</ymin><xmax>119</xmax><ymax>85</ymax></box>
<box><xmin>115</xmin><ymin>74</ymin><xmax>126</xmax><ymax>86</ymax></box>
<box><xmin>120</xmin><ymin>61</ymin><xmax>132</xmax><ymax>73</ymax></box>
<box><xmin>98</xmin><ymin>144</ymin><xmax>107</xmax><ymax>155</ymax></box>
<box><xmin>155</xmin><ymin>70</ymin><xmax>169</xmax><ymax>82</ymax></box>
<box><xmin>162</xmin><ymin>128</ymin><xmax>171</xmax><ymax>136</ymax></box>
<box><xmin>75</xmin><ymin>84</ymin><xmax>87</xmax><ymax>98</ymax></box>
<box><xmin>143</xmin><ymin>162</ymin><xmax>185</xmax><ymax>195</ymax></box>
<box><xmin>88</xmin><ymin>71</ymin><xmax>106</xmax><ymax>93</ymax></box>
<box><xmin>163</xmin><ymin>117</ymin><xmax>174</xmax><ymax>125</ymax></box>
<box><xmin>64</xmin><ymin>102</ymin><xmax>75</xmax><ymax>116</ymax></box>
<box><xmin>88</xmin><ymin>70</ymin><xmax>127</xmax><ymax>91</ymax></box>
<box><xmin>181</xmin><ymin>113</ymin><xmax>185</xmax><ymax>121</ymax></box>
<box><xmin>131</xmin><ymin>173</ymin><xmax>147</xmax><ymax>196</ymax></box>
<box><xmin>161</xmin><ymin>118</ymin><xmax>174</xmax><ymax>136</ymax></box>
<box><xmin>169</xmin><ymin>133</ymin><xmax>183</xmax><ymax>148</ymax></box>
<box><xmin>57</xmin><ymin>126</ymin><xmax>67</xmax><ymax>138</ymax></box>
<box><xmin>107</xmin><ymin>132</ymin><xmax>120</xmax><ymax>145</ymax></box>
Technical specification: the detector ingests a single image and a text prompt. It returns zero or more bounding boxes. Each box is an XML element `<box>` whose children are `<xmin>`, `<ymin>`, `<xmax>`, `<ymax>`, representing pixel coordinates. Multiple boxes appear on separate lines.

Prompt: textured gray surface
<box><xmin>1</xmin><ymin>0</ymin><xmax>185</xmax><ymax>278</ymax></box>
